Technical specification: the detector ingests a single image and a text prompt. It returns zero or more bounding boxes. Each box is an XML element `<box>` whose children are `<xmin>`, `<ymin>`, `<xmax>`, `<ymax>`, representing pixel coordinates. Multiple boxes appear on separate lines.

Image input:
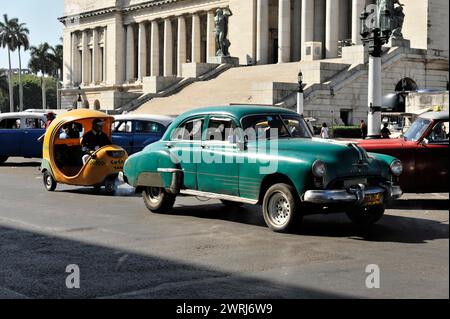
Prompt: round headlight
<box><xmin>312</xmin><ymin>160</ymin><xmax>327</xmax><ymax>177</ymax></box>
<box><xmin>390</xmin><ymin>160</ymin><xmax>403</xmax><ymax>177</ymax></box>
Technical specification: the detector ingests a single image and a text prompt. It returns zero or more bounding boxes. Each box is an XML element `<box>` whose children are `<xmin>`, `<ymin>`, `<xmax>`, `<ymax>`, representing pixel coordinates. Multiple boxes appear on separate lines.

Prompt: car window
<box><xmin>25</xmin><ymin>118</ymin><xmax>45</xmax><ymax>129</ymax></box>
<box><xmin>427</xmin><ymin>121</ymin><xmax>449</xmax><ymax>144</ymax></box>
<box><xmin>112</xmin><ymin>121</ymin><xmax>132</xmax><ymax>133</ymax></box>
<box><xmin>404</xmin><ymin>118</ymin><xmax>432</xmax><ymax>142</ymax></box>
<box><xmin>135</xmin><ymin>121</ymin><xmax>164</xmax><ymax>134</ymax></box>
<box><xmin>280</xmin><ymin>115</ymin><xmax>312</xmax><ymax>138</ymax></box>
<box><xmin>241</xmin><ymin>115</ymin><xmax>290</xmax><ymax>141</ymax></box>
<box><xmin>171</xmin><ymin>118</ymin><xmax>204</xmax><ymax>141</ymax></box>
<box><xmin>206</xmin><ymin>118</ymin><xmax>237</xmax><ymax>143</ymax></box>
<box><xmin>0</xmin><ymin>118</ymin><xmax>21</xmax><ymax>129</ymax></box>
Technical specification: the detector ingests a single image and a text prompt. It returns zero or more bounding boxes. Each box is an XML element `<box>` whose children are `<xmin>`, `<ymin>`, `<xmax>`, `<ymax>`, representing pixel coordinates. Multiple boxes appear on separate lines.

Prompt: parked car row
<box><xmin>1</xmin><ymin>107</ymin><xmax>448</xmax><ymax>232</ymax></box>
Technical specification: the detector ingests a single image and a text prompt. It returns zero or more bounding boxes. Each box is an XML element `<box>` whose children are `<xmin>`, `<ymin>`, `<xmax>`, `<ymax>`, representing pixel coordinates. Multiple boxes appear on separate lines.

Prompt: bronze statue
<box><xmin>377</xmin><ymin>0</ymin><xmax>405</xmax><ymax>39</ymax></box>
<box><xmin>215</xmin><ymin>8</ymin><xmax>233</xmax><ymax>57</ymax></box>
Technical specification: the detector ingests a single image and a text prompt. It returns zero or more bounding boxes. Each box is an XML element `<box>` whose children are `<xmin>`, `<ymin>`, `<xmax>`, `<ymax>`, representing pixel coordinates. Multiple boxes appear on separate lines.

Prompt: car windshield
<box><xmin>403</xmin><ymin>118</ymin><xmax>432</xmax><ymax>142</ymax></box>
<box><xmin>241</xmin><ymin>114</ymin><xmax>312</xmax><ymax>140</ymax></box>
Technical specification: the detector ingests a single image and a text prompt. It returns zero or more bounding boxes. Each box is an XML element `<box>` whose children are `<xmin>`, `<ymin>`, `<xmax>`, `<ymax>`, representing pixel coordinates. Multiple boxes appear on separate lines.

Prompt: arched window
<box><xmin>395</xmin><ymin>78</ymin><xmax>418</xmax><ymax>92</ymax></box>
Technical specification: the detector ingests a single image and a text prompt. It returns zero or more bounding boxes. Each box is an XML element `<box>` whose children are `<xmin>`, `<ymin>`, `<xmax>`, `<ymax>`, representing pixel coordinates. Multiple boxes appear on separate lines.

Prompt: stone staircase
<box><xmin>117</xmin><ymin>63</ymin><xmax>233</xmax><ymax>114</ymax></box>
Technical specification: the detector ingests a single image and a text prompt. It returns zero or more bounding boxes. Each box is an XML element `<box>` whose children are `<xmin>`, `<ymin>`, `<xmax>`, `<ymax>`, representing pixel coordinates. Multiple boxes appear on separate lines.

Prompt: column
<box><xmin>126</xmin><ymin>24</ymin><xmax>136</xmax><ymax>81</ymax></box>
<box><xmin>256</xmin><ymin>0</ymin><xmax>269</xmax><ymax>64</ymax></box>
<box><xmin>352</xmin><ymin>0</ymin><xmax>366</xmax><ymax>45</ymax></box>
<box><xmin>278</xmin><ymin>0</ymin><xmax>291</xmax><ymax>63</ymax></box>
<box><xmin>177</xmin><ymin>16</ymin><xmax>187</xmax><ymax>76</ymax></box>
<box><xmin>301</xmin><ymin>0</ymin><xmax>314</xmax><ymax>59</ymax></box>
<box><xmin>138</xmin><ymin>22</ymin><xmax>148</xmax><ymax>80</ymax></box>
<box><xmin>164</xmin><ymin>19</ymin><xmax>174</xmax><ymax>76</ymax></box>
<box><xmin>71</xmin><ymin>32</ymin><xmax>80</xmax><ymax>85</ymax></box>
<box><xmin>292</xmin><ymin>0</ymin><xmax>302</xmax><ymax>61</ymax></box>
<box><xmin>92</xmin><ymin>28</ymin><xmax>100</xmax><ymax>84</ymax></box>
<box><xmin>206</xmin><ymin>11</ymin><xmax>216</xmax><ymax>60</ymax></box>
<box><xmin>325</xmin><ymin>0</ymin><xmax>340</xmax><ymax>58</ymax></box>
<box><xmin>150</xmin><ymin>21</ymin><xmax>160</xmax><ymax>77</ymax></box>
<box><xmin>81</xmin><ymin>30</ymin><xmax>89</xmax><ymax>86</ymax></box>
<box><xmin>191</xmin><ymin>14</ymin><xmax>201</xmax><ymax>63</ymax></box>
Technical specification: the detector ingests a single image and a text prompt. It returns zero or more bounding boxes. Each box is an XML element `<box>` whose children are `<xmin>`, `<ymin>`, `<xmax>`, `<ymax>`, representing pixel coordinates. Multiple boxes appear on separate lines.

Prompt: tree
<box><xmin>0</xmin><ymin>14</ymin><xmax>19</xmax><ymax>112</ymax></box>
<box><xmin>28</xmin><ymin>43</ymin><xmax>53</xmax><ymax>109</ymax></box>
<box><xmin>14</xmin><ymin>21</ymin><xmax>30</xmax><ymax>112</ymax></box>
<box><xmin>50</xmin><ymin>43</ymin><xmax>63</xmax><ymax>109</ymax></box>
<box><xmin>0</xmin><ymin>73</ymin><xmax>8</xmax><ymax>97</ymax></box>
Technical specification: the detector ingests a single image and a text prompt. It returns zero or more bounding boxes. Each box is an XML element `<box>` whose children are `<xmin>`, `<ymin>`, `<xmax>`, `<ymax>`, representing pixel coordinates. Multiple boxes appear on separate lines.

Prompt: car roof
<box><xmin>178</xmin><ymin>105</ymin><xmax>299</xmax><ymax>119</ymax></box>
<box><xmin>0</xmin><ymin>112</ymin><xmax>46</xmax><ymax>119</ymax></box>
<box><xmin>114</xmin><ymin>114</ymin><xmax>174</xmax><ymax>125</ymax></box>
<box><xmin>419</xmin><ymin>111</ymin><xmax>449</xmax><ymax>121</ymax></box>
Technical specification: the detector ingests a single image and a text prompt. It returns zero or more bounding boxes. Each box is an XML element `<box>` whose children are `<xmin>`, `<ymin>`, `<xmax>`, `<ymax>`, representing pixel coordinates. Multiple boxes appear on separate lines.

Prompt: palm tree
<box><xmin>14</xmin><ymin>22</ymin><xmax>30</xmax><ymax>112</ymax></box>
<box><xmin>0</xmin><ymin>14</ymin><xmax>19</xmax><ymax>112</ymax></box>
<box><xmin>28</xmin><ymin>43</ymin><xmax>53</xmax><ymax>109</ymax></box>
<box><xmin>50</xmin><ymin>43</ymin><xmax>63</xmax><ymax>109</ymax></box>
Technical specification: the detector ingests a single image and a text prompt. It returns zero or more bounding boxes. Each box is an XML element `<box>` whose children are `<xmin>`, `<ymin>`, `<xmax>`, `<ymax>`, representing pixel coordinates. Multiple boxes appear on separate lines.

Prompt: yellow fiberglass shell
<box><xmin>43</xmin><ymin>109</ymin><xmax>128</xmax><ymax>186</ymax></box>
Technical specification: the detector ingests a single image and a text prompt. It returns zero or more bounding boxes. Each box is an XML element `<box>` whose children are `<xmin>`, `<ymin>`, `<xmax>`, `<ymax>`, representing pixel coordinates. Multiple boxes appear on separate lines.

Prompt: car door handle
<box><xmin>201</xmin><ymin>144</ymin><xmax>210</xmax><ymax>150</ymax></box>
<box><xmin>166</xmin><ymin>142</ymin><xmax>174</xmax><ymax>149</ymax></box>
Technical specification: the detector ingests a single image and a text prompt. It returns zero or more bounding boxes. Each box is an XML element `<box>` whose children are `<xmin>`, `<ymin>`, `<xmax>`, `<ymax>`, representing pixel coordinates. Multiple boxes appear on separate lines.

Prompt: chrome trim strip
<box><xmin>157</xmin><ymin>168</ymin><xmax>182</xmax><ymax>173</ymax></box>
<box><xmin>180</xmin><ymin>189</ymin><xmax>258</xmax><ymax>205</ymax></box>
<box><xmin>303</xmin><ymin>186</ymin><xmax>401</xmax><ymax>204</ymax></box>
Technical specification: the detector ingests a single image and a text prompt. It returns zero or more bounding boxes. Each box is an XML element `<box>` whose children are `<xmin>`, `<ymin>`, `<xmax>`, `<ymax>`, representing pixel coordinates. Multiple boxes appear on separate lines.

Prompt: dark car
<box><xmin>359</xmin><ymin>111</ymin><xmax>449</xmax><ymax>193</ymax></box>
<box><xmin>112</xmin><ymin>115</ymin><xmax>173</xmax><ymax>155</ymax></box>
<box><xmin>0</xmin><ymin>112</ymin><xmax>47</xmax><ymax>163</ymax></box>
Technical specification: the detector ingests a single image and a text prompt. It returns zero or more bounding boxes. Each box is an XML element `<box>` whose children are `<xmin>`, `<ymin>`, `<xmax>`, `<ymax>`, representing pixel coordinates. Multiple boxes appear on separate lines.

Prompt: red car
<box><xmin>359</xmin><ymin>111</ymin><xmax>449</xmax><ymax>193</ymax></box>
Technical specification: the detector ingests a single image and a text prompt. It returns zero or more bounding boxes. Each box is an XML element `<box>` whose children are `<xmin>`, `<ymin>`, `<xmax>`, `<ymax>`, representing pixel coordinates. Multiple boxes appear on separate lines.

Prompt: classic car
<box><xmin>0</xmin><ymin>112</ymin><xmax>47</xmax><ymax>164</ymax></box>
<box><xmin>359</xmin><ymin>111</ymin><xmax>449</xmax><ymax>193</ymax></box>
<box><xmin>122</xmin><ymin>106</ymin><xmax>403</xmax><ymax>233</ymax></box>
<box><xmin>112</xmin><ymin>114</ymin><xmax>173</xmax><ymax>155</ymax></box>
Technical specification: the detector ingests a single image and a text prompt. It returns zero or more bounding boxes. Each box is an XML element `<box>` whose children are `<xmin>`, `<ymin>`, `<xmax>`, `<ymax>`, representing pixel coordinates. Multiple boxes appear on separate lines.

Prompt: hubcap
<box><xmin>147</xmin><ymin>187</ymin><xmax>162</xmax><ymax>204</ymax></box>
<box><xmin>46</xmin><ymin>175</ymin><xmax>52</xmax><ymax>188</ymax></box>
<box><xmin>268</xmin><ymin>192</ymin><xmax>291</xmax><ymax>226</ymax></box>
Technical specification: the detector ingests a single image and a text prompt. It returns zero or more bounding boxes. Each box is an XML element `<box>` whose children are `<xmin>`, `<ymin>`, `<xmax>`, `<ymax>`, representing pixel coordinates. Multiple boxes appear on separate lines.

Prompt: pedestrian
<box><xmin>381</xmin><ymin>123</ymin><xmax>391</xmax><ymax>139</ymax></box>
<box><xmin>320</xmin><ymin>123</ymin><xmax>329</xmax><ymax>139</ymax></box>
<box><xmin>45</xmin><ymin>112</ymin><xmax>56</xmax><ymax>129</ymax></box>
<box><xmin>360</xmin><ymin>120</ymin><xmax>368</xmax><ymax>139</ymax></box>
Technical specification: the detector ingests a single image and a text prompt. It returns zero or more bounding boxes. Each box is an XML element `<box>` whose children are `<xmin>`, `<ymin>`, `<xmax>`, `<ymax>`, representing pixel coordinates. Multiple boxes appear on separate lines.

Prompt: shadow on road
<box><xmin>387</xmin><ymin>199</ymin><xmax>449</xmax><ymax>211</ymax></box>
<box><xmin>0</xmin><ymin>224</ymin><xmax>345</xmax><ymax>299</ymax></box>
<box><xmin>171</xmin><ymin>201</ymin><xmax>449</xmax><ymax>244</ymax></box>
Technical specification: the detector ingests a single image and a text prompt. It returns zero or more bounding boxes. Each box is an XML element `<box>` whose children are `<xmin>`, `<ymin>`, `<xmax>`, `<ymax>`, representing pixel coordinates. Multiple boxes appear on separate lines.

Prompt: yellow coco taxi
<box><xmin>40</xmin><ymin>109</ymin><xmax>128</xmax><ymax>194</ymax></box>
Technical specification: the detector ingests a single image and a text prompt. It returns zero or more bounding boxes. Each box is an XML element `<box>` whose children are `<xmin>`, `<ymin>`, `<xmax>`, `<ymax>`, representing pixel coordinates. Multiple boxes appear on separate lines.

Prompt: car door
<box><xmin>112</xmin><ymin>120</ymin><xmax>133</xmax><ymax>154</ymax></box>
<box><xmin>22</xmin><ymin>116</ymin><xmax>46</xmax><ymax>158</ymax></box>
<box><xmin>167</xmin><ymin>117</ymin><xmax>205</xmax><ymax>190</ymax></box>
<box><xmin>0</xmin><ymin>117</ymin><xmax>22</xmax><ymax>157</ymax></box>
<box><xmin>197</xmin><ymin>116</ymin><xmax>240</xmax><ymax>196</ymax></box>
<box><xmin>415</xmin><ymin>120</ymin><xmax>449</xmax><ymax>192</ymax></box>
<box><xmin>133</xmin><ymin>120</ymin><xmax>166</xmax><ymax>154</ymax></box>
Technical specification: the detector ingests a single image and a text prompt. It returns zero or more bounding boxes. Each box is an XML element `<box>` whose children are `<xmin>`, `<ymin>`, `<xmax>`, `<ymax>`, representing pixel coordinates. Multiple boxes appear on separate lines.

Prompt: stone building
<box><xmin>59</xmin><ymin>0</ymin><xmax>449</xmax><ymax>124</ymax></box>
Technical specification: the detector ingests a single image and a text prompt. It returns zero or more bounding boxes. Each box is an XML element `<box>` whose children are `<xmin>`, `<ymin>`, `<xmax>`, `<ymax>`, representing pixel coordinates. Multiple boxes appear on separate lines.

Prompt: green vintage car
<box><xmin>122</xmin><ymin>106</ymin><xmax>403</xmax><ymax>233</ymax></box>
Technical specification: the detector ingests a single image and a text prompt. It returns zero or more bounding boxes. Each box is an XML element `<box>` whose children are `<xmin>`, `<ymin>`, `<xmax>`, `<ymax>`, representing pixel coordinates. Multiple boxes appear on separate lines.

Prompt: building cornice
<box><xmin>58</xmin><ymin>0</ymin><xmax>184</xmax><ymax>24</ymax></box>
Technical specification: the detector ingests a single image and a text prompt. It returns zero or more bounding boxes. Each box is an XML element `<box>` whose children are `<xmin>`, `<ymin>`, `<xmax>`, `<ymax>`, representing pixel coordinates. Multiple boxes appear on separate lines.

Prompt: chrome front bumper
<box><xmin>303</xmin><ymin>183</ymin><xmax>403</xmax><ymax>205</ymax></box>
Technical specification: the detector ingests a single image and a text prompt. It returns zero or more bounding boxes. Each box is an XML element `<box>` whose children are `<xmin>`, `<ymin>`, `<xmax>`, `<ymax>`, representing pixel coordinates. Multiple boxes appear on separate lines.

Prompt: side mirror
<box><xmin>421</xmin><ymin>138</ymin><xmax>429</xmax><ymax>146</ymax></box>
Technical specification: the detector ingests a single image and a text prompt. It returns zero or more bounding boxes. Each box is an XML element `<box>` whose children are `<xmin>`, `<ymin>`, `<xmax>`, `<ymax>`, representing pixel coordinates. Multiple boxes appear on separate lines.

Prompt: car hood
<box><xmin>358</xmin><ymin>138</ymin><xmax>405</xmax><ymax>148</ymax></box>
<box><xmin>247</xmin><ymin>138</ymin><xmax>387</xmax><ymax>179</ymax></box>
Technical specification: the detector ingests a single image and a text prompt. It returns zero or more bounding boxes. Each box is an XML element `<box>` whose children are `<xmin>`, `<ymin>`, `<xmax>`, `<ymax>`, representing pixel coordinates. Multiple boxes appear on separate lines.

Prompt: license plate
<box><xmin>363</xmin><ymin>193</ymin><xmax>383</xmax><ymax>206</ymax></box>
<box><xmin>344</xmin><ymin>178</ymin><xmax>367</xmax><ymax>188</ymax></box>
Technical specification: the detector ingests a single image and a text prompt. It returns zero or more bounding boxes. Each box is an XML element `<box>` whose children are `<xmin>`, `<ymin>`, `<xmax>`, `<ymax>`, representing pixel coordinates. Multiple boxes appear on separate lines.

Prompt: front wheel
<box><xmin>346</xmin><ymin>204</ymin><xmax>385</xmax><ymax>226</ymax></box>
<box><xmin>104</xmin><ymin>177</ymin><xmax>117</xmax><ymax>195</ymax></box>
<box><xmin>43</xmin><ymin>171</ymin><xmax>57</xmax><ymax>192</ymax></box>
<box><xmin>0</xmin><ymin>156</ymin><xmax>8</xmax><ymax>164</ymax></box>
<box><xmin>143</xmin><ymin>187</ymin><xmax>176</xmax><ymax>214</ymax></box>
<box><xmin>262</xmin><ymin>183</ymin><xmax>302</xmax><ymax>233</ymax></box>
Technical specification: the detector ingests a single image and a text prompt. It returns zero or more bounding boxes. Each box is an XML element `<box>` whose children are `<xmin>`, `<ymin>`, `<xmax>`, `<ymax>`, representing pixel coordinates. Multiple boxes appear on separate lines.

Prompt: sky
<box><xmin>0</xmin><ymin>0</ymin><xmax>64</xmax><ymax>69</ymax></box>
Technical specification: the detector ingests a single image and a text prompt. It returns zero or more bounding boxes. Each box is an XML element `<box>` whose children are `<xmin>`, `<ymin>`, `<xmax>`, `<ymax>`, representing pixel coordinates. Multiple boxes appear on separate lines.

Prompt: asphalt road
<box><xmin>0</xmin><ymin>158</ymin><xmax>448</xmax><ymax>299</ymax></box>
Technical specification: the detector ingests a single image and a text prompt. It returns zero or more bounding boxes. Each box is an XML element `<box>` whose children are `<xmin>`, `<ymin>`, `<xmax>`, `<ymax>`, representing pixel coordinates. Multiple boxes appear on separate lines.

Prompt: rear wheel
<box><xmin>346</xmin><ymin>204</ymin><xmax>385</xmax><ymax>226</ymax></box>
<box><xmin>0</xmin><ymin>156</ymin><xmax>8</xmax><ymax>164</ymax></box>
<box><xmin>262</xmin><ymin>183</ymin><xmax>302</xmax><ymax>233</ymax></box>
<box><xmin>104</xmin><ymin>177</ymin><xmax>117</xmax><ymax>195</ymax></box>
<box><xmin>43</xmin><ymin>171</ymin><xmax>57</xmax><ymax>192</ymax></box>
<box><xmin>143</xmin><ymin>187</ymin><xmax>176</xmax><ymax>214</ymax></box>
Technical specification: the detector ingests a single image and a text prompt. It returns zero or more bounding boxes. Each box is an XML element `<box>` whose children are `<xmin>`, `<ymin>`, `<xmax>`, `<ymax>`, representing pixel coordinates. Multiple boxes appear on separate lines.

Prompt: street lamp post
<box><xmin>76</xmin><ymin>87</ymin><xmax>83</xmax><ymax>109</ymax></box>
<box><xmin>297</xmin><ymin>71</ymin><xmax>305</xmax><ymax>116</ymax></box>
<box><xmin>360</xmin><ymin>6</ymin><xmax>392</xmax><ymax>139</ymax></box>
